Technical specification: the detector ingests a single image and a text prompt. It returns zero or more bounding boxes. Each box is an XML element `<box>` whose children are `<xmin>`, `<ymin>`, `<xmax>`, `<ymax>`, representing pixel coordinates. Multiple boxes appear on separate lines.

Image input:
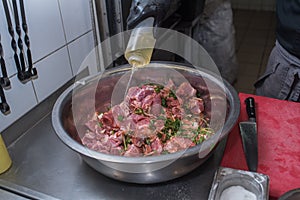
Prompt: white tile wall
<box><xmin>32</xmin><ymin>47</ymin><xmax>73</xmax><ymax>102</ymax></box>
<box><xmin>0</xmin><ymin>76</ymin><xmax>37</xmax><ymax>131</ymax></box>
<box><xmin>0</xmin><ymin>0</ymin><xmax>95</xmax><ymax>132</ymax></box>
<box><xmin>24</xmin><ymin>0</ymin><xmax>66</xmax><ymax>63</ymax></box>
<box><xmin>58</xmin><ymin>0</ymin><xmax>93</xmax><ymax>42</ymax></box>
<box><xmin>68</xmin><ymin>31</ymin><xmax>94</xmax><ymax>75</ymax></box>
<box><xmin>0</xmin><ymin>48</ymin><xmax>16</xmax><ymax>78</ymax></box>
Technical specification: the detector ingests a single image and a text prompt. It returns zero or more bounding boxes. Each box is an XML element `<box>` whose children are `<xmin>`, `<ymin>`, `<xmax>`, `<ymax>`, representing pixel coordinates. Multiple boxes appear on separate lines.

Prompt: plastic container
<box><xmin>125</xmin><ymin>17</ymin><xmax>156</xmax><ymax>67</ymax></box>
<box><xmin>0</xmin><ymin>134</ymin><xmax>12</xmax><ymax>174</ymax></box>
<box><xmin>208</xmin><ymin>167</ymin><xmax>269</xmax><ymax>200</ymax></box>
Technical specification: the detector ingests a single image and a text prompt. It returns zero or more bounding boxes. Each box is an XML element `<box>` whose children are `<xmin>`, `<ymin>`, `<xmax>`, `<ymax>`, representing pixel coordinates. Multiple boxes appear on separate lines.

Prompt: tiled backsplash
<box><xmin>231</xmin><ymin>0</ymin><xmax>276</xmax><ymax>11</ymax></box>
<box><xmin>0</xmin><ymin>0</ymin><xmax>96</xmax><ymax>132</ymax></box>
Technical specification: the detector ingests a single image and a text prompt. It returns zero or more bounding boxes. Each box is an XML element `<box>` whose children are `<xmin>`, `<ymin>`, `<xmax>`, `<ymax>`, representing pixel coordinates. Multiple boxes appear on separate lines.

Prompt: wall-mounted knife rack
<box><xmin>0</xmin><ymin>0</ymin><xmax>38</xmax><ymax>115</ymax></box>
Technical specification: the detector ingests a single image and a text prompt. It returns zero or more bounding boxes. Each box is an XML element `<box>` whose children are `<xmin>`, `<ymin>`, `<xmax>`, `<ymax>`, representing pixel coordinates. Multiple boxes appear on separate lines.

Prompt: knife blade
<box><xmin>239</xmin><ymin>97</ymin><xmax>258</xmax><ymax>172</ymax></box>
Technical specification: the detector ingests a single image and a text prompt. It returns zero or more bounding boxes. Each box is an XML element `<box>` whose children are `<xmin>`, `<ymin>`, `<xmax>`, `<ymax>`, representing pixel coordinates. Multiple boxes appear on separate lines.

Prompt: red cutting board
<box><xmin>221</xmin><ymin>93</ymin><xmax>300</xmax><ymax>198</ymax></box>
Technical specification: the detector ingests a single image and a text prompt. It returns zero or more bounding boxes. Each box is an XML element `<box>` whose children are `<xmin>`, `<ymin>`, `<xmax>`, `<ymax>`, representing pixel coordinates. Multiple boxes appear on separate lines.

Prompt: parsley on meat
<box><xmin>145</xmin><ymin>138</ymin><xmax>151</xmax><ymax>145</ymax></box>
<box><xmin>169</xmin><ymin>91</ymin><xmax>177</xmax><ymax>99</ymax></box>
<box><xmin>161</xmin><ymin>97</ymin><xmax>167</xmax><ymax>107</ymax></box>
<box><xmin>161</xmin><ymin>118</ymin><xmax>181</xmax><ymax>141</ymax></box>
<box><xmin>154</xmin><ymin>85</ymin><xmax>164</xmax><ymax>93</ymax></box>
<box><xmin>117</xmin><ymin>115</ymin><xmax>124</xmax><ymax>122</ymax></box>
<box><xmin>196</xmin><ymin>90</ymin><xmax>205</xmax><ymax>98</ymax></box>
<box><xmin>134</xmin><ymin>108</ymin><xmax>144</xmax><ymax>115</ymax></box>
<box><xmin>193</xmin><ymin>127</ymin><xmax>214</xmax><ymax>144</ymax></box>
<box><xmin>123</xmin><ymin>134</ymin><xmax>132</xmax><ymax>150</ymax></box>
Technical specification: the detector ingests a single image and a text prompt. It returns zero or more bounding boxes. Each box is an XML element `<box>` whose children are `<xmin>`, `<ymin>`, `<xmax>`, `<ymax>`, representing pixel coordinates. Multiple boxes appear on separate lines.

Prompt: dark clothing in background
<box><xmin>276</xmin><ymin>0</ymin><xmax>300</xmax><ymax>59</ymax></box>
<box><xmin>255</xmin><ymin>0</ymin><xmax>300</xmax><ymax>101</ymax></box>
<box><xmin>255</xmin><ymin>41</ymin><xmax>300</xmax><ymax>101</ymax></box>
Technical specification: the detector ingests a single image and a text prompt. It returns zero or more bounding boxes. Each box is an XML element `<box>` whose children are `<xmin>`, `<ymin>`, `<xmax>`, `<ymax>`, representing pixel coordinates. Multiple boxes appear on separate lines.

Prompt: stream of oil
<box><xmin>124</xmin><ymin>64</ymin><xmax>137</xmax><ymax>99</ymax></box>
<box><xmin>124</xmin><ymin>47</ymin><xmax>154</xmax><ymax>99</ymax></box>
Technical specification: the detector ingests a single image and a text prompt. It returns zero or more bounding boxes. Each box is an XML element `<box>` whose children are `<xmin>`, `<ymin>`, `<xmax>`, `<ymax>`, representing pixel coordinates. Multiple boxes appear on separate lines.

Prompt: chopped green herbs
<box><xmin>145</xmin><ymin>138</ymin><xmax>151</xmax><ymax>145</ymax></box>
<box><xmin>149</xmin><ymin>120</ymin><xmax>156</xmax><ymax>130</ymax></box>
<box><xmin>154</xmin><ymin>85</ymin><xmax>164</xmax><ymax>93</ymax></box>
<box><xmin>193</xmin><ymin>127</ymin><xmax>214</xmax><ymax>144</ymax></box>
<box><xmin>193</xmin><ymin>135</ymin><xmax>205</xmax><ymax>144</ymax></box>
<box><xmin>157</xmin><ymin>132</ymin><xmax>162</xmax><ymax>139</ymax></box>
<box><xmin>161</xmin><ymin>98</ymin><xmax>167</xmax><ymax>107</ymax></box>
<box><xmin>117</xmin><ymin>115</ymin><xmax>124</xmax><ymax>122</ymax></box>
<box><xmin>169</xmin><ymin>91</ymin><xmax>177</xmax><ymax>99</ymax></box>
<box><xmin>134</xmin><ymin>108</ymin><xmax>144</xmax><ymax>115</ymax></box>
<box><xmin>123</xmin><ymin>134</ymin><xmax>132</xmax><ymax>150</ymax></box>
<box><xmin>161</xmin><ymin>150</ymin><xmax>169</xmax><ymax>155</ymax></box>
<box><xmin>161</xmin><ymin>118</ymin><xmax>181</xmax><ymax>141</ymax></box>
<box><xmin>196</xmin><ymin>91</ymin><xmax>203</xmax><ymax>98</ymax></box>
<box><xmin>144</xmin><ymin>83</ymin><xmax>165</xmax><ymax>94</ymax></box>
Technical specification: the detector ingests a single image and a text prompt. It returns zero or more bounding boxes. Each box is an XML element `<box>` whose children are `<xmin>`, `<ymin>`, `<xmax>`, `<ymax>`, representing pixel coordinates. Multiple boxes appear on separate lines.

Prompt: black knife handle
<box><xmin>0</xmin><ymin>85</ymin><xmax>10</xmax><ymax>115</ymax></box>
<box><xmin>245</xmin><ymin>97</ymin><xmax>256</xmax><ymax>121</ymax></box>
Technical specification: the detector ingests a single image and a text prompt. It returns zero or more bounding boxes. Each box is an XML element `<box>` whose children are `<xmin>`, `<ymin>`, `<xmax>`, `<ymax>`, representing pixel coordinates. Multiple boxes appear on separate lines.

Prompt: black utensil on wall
<box><xmin>0</xmin><ymin>33</ymin><xmax>11</xmax><ymax>90</ymax></box>
<box><xmin>0</xmin><ymin>84</ymin><xmax>10</xmax><ymax>115</ymax></box>
<box><xmin>19</xmin><ymin>0</ymin><xmax>37</xmax><ymax>79</ymax></box>
<box><xmin>12</xmin><ymin>0</ymin><xmax>28</xmax><ymax>78</ymax></box>
<box><xmin>2</xmin><ymin>0</ymin><xmax>28</xmax><ymax>83</ymax></box>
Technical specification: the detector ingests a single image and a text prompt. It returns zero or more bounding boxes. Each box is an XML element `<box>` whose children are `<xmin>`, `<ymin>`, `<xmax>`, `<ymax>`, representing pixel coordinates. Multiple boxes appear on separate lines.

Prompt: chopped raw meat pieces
<box><xmin>82</xmin><ymin>81</ymin><xmax>214</xmax><ymax>156</ymax></box>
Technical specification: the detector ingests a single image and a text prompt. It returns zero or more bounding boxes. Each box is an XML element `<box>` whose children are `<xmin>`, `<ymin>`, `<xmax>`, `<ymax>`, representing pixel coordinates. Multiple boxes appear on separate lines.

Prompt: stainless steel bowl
<box><xmin>51</xmin><ymin>62</ymin><xmax>240</xmax><ymax>184</ymax></box>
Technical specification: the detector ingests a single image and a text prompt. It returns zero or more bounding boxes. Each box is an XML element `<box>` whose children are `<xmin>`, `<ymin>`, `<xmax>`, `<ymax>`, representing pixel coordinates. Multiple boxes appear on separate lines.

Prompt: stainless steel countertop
<box><xmin>0</xmin><ymin>113</ymin><xmax>227</xmax><ymax>200</ymax></box>
<box><xmin>0</xmin><ymin>188</ymin><xmax>29</xmax><ymax>200</ymax></box>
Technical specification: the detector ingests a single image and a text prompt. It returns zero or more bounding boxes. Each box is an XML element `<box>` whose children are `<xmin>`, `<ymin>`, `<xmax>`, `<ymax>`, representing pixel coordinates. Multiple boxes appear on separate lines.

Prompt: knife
<box><xmin>239</xmin><ymin>97</ymin><xmax>258</xmax><ymax>172</ymax></box>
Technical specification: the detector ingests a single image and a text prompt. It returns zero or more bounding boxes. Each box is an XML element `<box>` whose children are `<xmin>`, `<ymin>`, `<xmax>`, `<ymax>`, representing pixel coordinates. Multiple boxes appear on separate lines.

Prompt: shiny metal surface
<box><xmin>208</xmin><ymin>167</ymin><xmax>269</xmax><ymax>200</ymax></box>
<box><xmin>0</xmin><ymin>179</ymin><xmax>59</xmax><ymax>200</ymax></box>
<box><xmin>0</xmin><ymin>188</ymin><xmax>28</xmax><ymax>200</ymax></box>
<box><xmin>52</xmin><ymin>62</ymin><xmax>240</xmax><ymax>184</ymax></box>
<box><xmin>239</xmin><ymin>121</ymin><xmax>258</xmax><ymax>172</ymax></box>
<box><xmin>0</xmin><ymin>113</ymin><xmax>228</xmax><ymax>200</ymax></box>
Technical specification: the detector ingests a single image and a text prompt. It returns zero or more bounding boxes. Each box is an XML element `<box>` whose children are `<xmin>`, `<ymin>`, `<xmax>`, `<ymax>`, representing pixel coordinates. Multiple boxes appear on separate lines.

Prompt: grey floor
<box><xmin>233</xmin><ymin>9</ymin><xmax>276</xmax><ymax>94</ymax></box>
